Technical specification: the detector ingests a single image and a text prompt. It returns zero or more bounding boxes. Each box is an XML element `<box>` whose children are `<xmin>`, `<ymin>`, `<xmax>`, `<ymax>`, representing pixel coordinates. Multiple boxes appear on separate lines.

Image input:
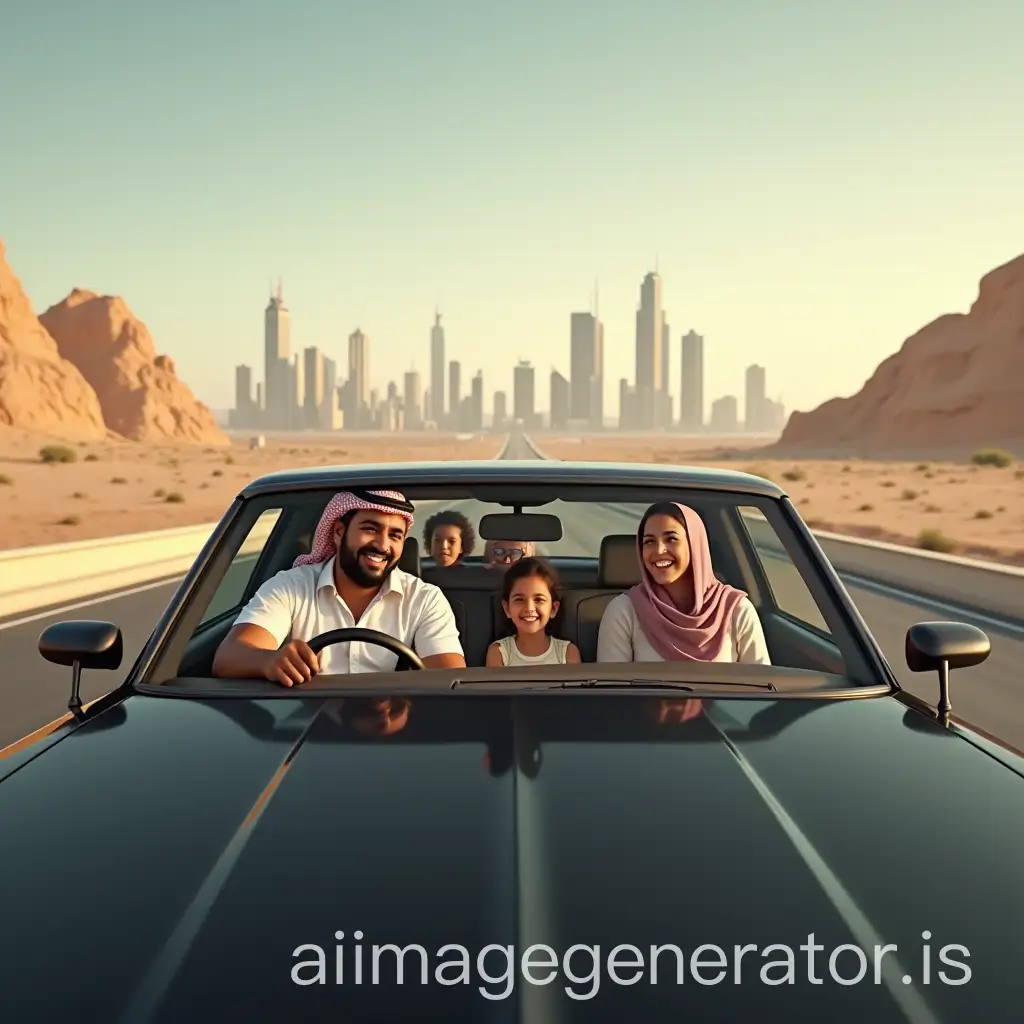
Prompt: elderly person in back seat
<box><xmin>596</xmin><ymin>501</ymin><xmax>770</xmax><ymax>665</ymax></box>
<box><xmin>483</xmin><ymin>539</ymin><xmax>535</xmax><ymax>571</ymax></box>
<box><xmin>212</xmin><ymin>489</ymin><xmax>466</xmax><ymax>685</ymax></box>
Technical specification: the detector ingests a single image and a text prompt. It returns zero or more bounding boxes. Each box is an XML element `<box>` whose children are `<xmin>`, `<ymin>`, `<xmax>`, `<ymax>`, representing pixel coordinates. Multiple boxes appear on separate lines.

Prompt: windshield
<box><xmin>149</xmin><ymin>481</ymin><xmax>878</xmax><ymax>695</ymax></box>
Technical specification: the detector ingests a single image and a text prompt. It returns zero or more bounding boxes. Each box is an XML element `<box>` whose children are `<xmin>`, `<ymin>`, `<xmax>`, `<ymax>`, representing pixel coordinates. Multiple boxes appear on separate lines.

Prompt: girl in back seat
<box><xmin>486</xmin><ymin>557</ymin><xmax>582</xmax><ymax>667</ymax></box>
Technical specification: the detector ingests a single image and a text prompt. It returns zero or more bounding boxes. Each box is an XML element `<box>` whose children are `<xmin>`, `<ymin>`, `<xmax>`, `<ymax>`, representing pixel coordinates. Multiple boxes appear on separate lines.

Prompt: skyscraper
<box><xmin>634</xmin><ymin>271</ymin><xmax>663</xmax><ymax>429</ymax></box>
<box><xmin>303</xmin><ymin>347</ymin><xmax>325</xmax><ymax>429</ymax></box>
<box><xmin>471</xmin><ymin>370</ymin><xmax>484</xmax><ymax>430</ymax></box>
<box><xmin>570</xmin><ymin>310</ymin><xmax>603</xmax><ymax>427</ymax></box>
<box><xmin>348</xmin><ymin>329</ymin><xmax>369</xmax><ymax>428</ymax></box>
<box><xmin>745</xmin><ymin>364</ymin><xmax>767</xmax><ymax>432</ymax></box>
<box><xmin>661</xmin><ymin>317</ymin><xmax>671</xmax><ymax>424</ymax></box>
<box><xmin>493</xmin><ymin>390</ymin><xmax>507</xmax><ymax>430</ymax></box>
<box><xmin>264</xmin><ymin>281</ymin><xmax>291</xmax><ymax>428</ymax></box>
<box><xmin>550</xmin><ymin>369</ymin><xmax>570</xmax><ymax>430</ymax></box>
<box><xmin>449</xmin><ymin>360</ymin><xmax>461</xmax><ymax>428</ymax></box>
<box><xmin>679</xmin><ymin>330</ymin><xmax>704</xmax><ymax>432</ymax></box>
<box><xmin>430</xmin><ymin>311</ymin><xmax>445</xmax><ymax>425</ymax></box>
<box><xmin>514</xmin><ymin>360</ymin><xmax>535</xmax><ymax>425</ymax></box>
<box><xmin>232</xmin><ymin>365</ymin><xmax>254</xmax><ymax>428</ymax></box>
<box><xmin>404</xmin><ymin>370</ymin><xmax>422</xmax><ymax>429</ymax></box>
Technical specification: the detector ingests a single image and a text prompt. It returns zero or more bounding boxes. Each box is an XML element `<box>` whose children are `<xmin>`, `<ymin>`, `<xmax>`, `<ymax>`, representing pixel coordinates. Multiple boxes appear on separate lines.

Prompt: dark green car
<box><xmin>1</xmin><ymin>458</ymin><xmax>1017</xmax><ymax>1023</ymax></box>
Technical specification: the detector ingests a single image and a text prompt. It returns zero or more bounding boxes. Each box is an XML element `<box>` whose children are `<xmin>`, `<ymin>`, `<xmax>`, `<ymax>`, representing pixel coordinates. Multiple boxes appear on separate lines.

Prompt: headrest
<box><xmin>398</xmin><ymin>536</ymin><xmax>420</xmax><ymax>577</ymax></box>
<box><xmin>599</xmin><ymin>534</ymin><xmax>641</xmax><ymax>588</ymax></box>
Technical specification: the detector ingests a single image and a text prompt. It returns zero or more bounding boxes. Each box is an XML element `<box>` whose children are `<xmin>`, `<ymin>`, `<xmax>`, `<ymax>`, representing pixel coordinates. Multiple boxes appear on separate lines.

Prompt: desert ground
<box><xmin>2</xmin><ymin>428</ymin><xmax>1023</xmax><ymax>565</ymax></box>
<box><xmin>536</xmin><ymin>434</ymin><xmax>1024</xmax><ymax>566</ymax></box>
<box><xmin>0</xmin><ymin>429</ymin><xmax>504</xmax><ymax>551</ymax></box>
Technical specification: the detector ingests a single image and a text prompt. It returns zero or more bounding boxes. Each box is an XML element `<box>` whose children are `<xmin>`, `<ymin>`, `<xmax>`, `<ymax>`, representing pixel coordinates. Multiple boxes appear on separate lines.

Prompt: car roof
<box><xmin>239</xmin><ymin>459</ymin><xmax>786</xmax><ymax>500</ymax></box>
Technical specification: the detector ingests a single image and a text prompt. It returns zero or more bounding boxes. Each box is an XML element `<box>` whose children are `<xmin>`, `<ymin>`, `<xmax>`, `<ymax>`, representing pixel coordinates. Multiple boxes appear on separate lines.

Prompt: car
<box><xmin>1</xmin><ymin>457</ymin><xmax>1020</xmax><ymax>1022</ymax></box>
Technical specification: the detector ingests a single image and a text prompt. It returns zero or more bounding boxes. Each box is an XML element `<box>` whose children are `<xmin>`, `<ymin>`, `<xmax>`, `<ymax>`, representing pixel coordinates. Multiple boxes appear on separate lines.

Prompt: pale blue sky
<box><xmin>2</xmin><ymin>0</ymin><xmax>1022</xmax><ymax>418</ymax></box>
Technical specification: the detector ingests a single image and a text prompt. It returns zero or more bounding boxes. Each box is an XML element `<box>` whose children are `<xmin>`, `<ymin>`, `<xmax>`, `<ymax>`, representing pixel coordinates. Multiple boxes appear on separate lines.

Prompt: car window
<box><xmin>737</xmin><ymin>506</ymin><xmax>830</xmax><ymax>635</ymax></box>
<box><xmin>198</xmin><ymin>508</ymin><xmax>283</xmax><ymax>625</ymax></box>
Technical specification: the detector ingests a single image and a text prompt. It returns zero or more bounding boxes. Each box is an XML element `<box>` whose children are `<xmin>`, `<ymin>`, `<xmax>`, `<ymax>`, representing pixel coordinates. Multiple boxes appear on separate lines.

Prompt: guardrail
<box><xmin>0</xmin><ymin>515</ymin><xmax>279</xmax><ymax>619</ymax></box>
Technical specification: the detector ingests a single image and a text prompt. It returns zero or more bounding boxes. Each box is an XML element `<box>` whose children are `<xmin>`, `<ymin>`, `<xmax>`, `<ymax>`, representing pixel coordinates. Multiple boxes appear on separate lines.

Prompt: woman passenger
<box><xmin>596</xmin><ymin>501</ymin><xmax>770</xmax><ymax>664</ymax></box>
<box><xmin>423</xmin><ymin>510</ymin><xmax>476</xmax><ymax>568</ymax></box>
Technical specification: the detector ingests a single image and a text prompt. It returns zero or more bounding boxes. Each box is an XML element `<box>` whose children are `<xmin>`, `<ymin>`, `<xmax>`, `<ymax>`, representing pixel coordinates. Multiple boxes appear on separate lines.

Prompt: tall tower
<box><xmin>430</xmin><ymin>310</ymin><xmax>445</xmax><ymax>425</ymax></box>
<box><xmin>679</xmin><ymin>330</ymin><xmax>704</xmax><ymax>432</ymax></box>
<box><xmin>745</xmin><ymin>364</ymin><xmax>767</xmax><ymax>432</ymax></box>
<box><xmin>570</xmin><ymin>312</ymin><xmax>601</xmax><ymax>425</ymax></box>
<box><xmin>263</xmin><ymin>280</ymin><xmax>291</xmax><ymax>428</ymax></box>
<box><xmin>449</xmin><ymin>360</ymin><xmax>461</xmax><ymax>427</ymax></box>
<box><xmin>348</xmin><ymin>328</ymin><xmax>369</xmax><ymax>428</ymax></box>
<box><xmin>634</xmin><ymin>271</ymin><xmax>663</xmax><ymax>430</ymax></box>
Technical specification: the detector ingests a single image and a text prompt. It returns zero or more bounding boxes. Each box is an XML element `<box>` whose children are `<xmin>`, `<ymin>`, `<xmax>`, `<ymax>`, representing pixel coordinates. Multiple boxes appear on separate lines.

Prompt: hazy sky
<box><xmin>2</xmin><ymin>0</ymin><xmax>1022</xmax><ymax>417</ymax></box>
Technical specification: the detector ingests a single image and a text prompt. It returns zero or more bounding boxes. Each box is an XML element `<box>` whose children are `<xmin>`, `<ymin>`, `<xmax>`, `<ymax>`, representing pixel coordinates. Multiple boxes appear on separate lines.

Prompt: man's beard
<box><xmin>338</xmin><ymin>541</ymin><xmax>398</xmax><ymax>588</ymax></box>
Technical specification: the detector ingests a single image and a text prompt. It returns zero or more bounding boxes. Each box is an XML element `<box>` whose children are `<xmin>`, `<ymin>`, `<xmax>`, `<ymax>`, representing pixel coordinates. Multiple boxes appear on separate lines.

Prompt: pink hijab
<box><xmin>293</xmin><ymin>489</ymin><xmax>414</xmax><ymax>567</ymax></box>
<box><xmin>627</xmin><ymin>502</ymin><xmax>747</xmax><ymax>661</ymax></box>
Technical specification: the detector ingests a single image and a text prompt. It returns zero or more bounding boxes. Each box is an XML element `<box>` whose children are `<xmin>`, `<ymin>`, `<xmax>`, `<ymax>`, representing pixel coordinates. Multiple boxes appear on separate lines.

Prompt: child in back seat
<box><xmin>486</xmin><ymin>556</ymin><xmax>582</xmax><ymax>667</ymax></box>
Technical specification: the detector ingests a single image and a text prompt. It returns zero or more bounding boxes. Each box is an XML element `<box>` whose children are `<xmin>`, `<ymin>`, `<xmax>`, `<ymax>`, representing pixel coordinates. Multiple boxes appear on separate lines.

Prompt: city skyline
<box><xmin>230</xmin><ymin>267</ymin><xmax>785</xmax><ymax>435</ymax></box>
<box><xmin>5</xmin><ymin>3</ymin><xmax>1021</xmax><ymax>423</ymax></box>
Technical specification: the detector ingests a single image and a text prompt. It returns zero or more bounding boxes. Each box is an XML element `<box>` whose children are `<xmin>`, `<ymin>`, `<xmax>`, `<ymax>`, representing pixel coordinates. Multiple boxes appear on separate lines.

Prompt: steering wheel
<box><xmin>306</xmin><ymin>628</ymin><xmax>425</xmax><ymax>671</ymax></box>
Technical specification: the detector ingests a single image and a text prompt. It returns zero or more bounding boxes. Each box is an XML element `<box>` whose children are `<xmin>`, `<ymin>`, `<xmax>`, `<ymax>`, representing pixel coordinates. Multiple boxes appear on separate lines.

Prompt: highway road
<box><xmin>2</xmin><ymin>433</ymin><xmax>1023</xmax><ymax>755</ymax></box>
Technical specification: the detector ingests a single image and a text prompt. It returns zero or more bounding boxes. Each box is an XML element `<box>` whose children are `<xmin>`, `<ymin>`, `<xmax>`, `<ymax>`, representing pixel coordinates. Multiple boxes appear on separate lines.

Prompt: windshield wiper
<box><xmin>450</xmin><ymin>679</ymin><xmax>773</xmax><ymax>691</ymax></box>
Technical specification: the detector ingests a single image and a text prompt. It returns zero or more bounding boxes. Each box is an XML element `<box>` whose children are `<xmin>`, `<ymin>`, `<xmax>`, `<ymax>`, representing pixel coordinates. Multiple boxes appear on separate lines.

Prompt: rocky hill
<box><xmin>40</xmin><ymin>288</ymin><xmax>229</xmax><ymax>446</ymax></box>
<box><xmin>0</xmin><ymin>241</ymin><xmax>108</xmax><ymax>440</ymax></box>
<box><xmin>774</xmin><ymin>252</ymin><xmax>1024</xmax><ymax>455</ymax></box>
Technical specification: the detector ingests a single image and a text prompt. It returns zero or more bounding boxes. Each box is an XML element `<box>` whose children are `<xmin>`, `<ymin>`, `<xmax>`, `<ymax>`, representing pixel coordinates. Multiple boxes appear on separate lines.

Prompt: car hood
<box><xmin>1</xmin><ymin>690</ymin><xmax>1022</xmax><ymax>1022</ymax></box>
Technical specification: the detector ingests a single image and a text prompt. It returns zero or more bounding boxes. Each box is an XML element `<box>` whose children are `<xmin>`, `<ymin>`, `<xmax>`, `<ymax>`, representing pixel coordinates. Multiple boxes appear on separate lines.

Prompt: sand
<box><xmin>0</xmin><ymin>428</ymin><xmax>504</xmax><ymax>551</ymax></box>
<box><xmin>535</xmin><ymin>434</ymin><xmax>1024</xmax><ymax>567</ymax></box>
<box><xmin>3</xmin><ymin>428</ymin><xmax>1022</xmax><ymax>566</ymax></box>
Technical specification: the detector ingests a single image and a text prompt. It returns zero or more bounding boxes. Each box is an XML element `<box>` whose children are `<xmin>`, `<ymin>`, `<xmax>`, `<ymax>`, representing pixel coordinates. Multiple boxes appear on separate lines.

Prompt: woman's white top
<box><xmin>595</xmin><ymin>593</ymin><xmax>771</xmax><ymax>664</ymax></box>
<box><xmin>494</xmin><ymin>634</ymin><xmax>572</xmax><ymax>666</ymax></box>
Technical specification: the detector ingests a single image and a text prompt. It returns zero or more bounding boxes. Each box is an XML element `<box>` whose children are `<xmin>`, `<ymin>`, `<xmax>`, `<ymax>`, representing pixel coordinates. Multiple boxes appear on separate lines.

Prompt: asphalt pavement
<box><xmin>2</xmin><ymin>434</ymin><xmax>1023</xmax><ymax>755</ymax></box>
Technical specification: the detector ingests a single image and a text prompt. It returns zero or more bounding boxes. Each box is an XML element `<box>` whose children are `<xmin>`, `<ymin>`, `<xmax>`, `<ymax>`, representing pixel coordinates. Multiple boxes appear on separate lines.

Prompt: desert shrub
<box><xmin>918</xmin><ymin>528</ymin><xmax>956</xmax><ymax>553</ymax></box>
<box><xmin>84</xmin><ymin>453</ymin><xmax>99</xmax><ymax>462</ymax></box>
<box><xmin>857</xmin><ymin>503</ymin><xmax>874</xmax><ymax>512</ymax></box>
<box><xmin>971</xmin><ymin>448</ymin><xmax>1013</xmax><ymax>468</ymax></box>
<box><xmin>40</xmin><ymin>445</ymin><xmax>76</xmax><ymax>463</ymax></box>
<box><xmin>165</xmin><ymin>492</ymin><xmax>184</xmax><ymax>503</ymax></box>
<box><xmin>781</xmin><ymin>467</ymin><xmax>806</xmax><ymax>482</ymax></box>
<box><xmin>0</xmin><ymin>473</ymin><xmax>12</xmax><ymax>485</ymax></box>
<box><xmin>58</xmin><ymin>514</ymin><xmax>81</xmax><ymax>526</ymax></box>
<box><xmin>974</xmin><ymin>509</ymin><xmax>993</xmax><ymax>519</ymax></box>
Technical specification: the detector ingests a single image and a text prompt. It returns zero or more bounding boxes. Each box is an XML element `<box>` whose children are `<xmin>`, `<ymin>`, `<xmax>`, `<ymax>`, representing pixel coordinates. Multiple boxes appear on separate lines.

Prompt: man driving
<box><xmin>212</xmin><ymin>489</ymin><xmax>466</xmax><ymax>685</ymax></box>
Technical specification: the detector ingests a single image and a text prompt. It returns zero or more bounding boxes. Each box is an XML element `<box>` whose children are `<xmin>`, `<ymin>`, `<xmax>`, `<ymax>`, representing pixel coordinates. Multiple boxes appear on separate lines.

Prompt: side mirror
<box><xmin>38</xmin><ymin>620</ymin><xmax>123</xmax><ymax>714</ymax></box>
<box><xmin>905</xmin><ymin>621</ymin><xmax>990</xmax><ymax>719</ymax></box>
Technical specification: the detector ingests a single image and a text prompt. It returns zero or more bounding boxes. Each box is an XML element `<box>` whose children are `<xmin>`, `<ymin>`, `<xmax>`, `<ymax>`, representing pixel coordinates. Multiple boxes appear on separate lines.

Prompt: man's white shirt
<box><xmin>233</xmin><ymin>558</ymin><xmax>464</xmax><ymax>673</ymax></box>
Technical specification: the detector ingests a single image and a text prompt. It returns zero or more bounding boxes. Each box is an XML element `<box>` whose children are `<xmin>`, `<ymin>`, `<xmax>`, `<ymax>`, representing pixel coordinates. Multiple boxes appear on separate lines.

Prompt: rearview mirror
<box><xmin>38</xmin><ymin>620</ymin><xmax>124</xmax><ymax>714</ymax></box>
<box><xmin>905</xmin><ymin>621</ymin><xmax>990</xmax><ymax>719</ymax></box>
<box><xmin>479</xmin><ymin>512</ymin><xmax>562</xmax><ymax>542</ymax></box>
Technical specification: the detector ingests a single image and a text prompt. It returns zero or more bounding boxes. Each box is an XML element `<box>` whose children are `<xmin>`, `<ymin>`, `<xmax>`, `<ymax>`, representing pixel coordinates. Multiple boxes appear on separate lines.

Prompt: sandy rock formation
<box><xmin>40</xmin><ymin>289</ymin><xmax>229</xmax><ymax>446</ymax></box>
<box><xmin>775</xmin><ymin>252</ymin><xmax>1024</xmax><ymax>454</ymax></box>
<box><xmin>0</xmin><ymin>240</ymin><xmax>108</xmax><ymax>439</ymax></box>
